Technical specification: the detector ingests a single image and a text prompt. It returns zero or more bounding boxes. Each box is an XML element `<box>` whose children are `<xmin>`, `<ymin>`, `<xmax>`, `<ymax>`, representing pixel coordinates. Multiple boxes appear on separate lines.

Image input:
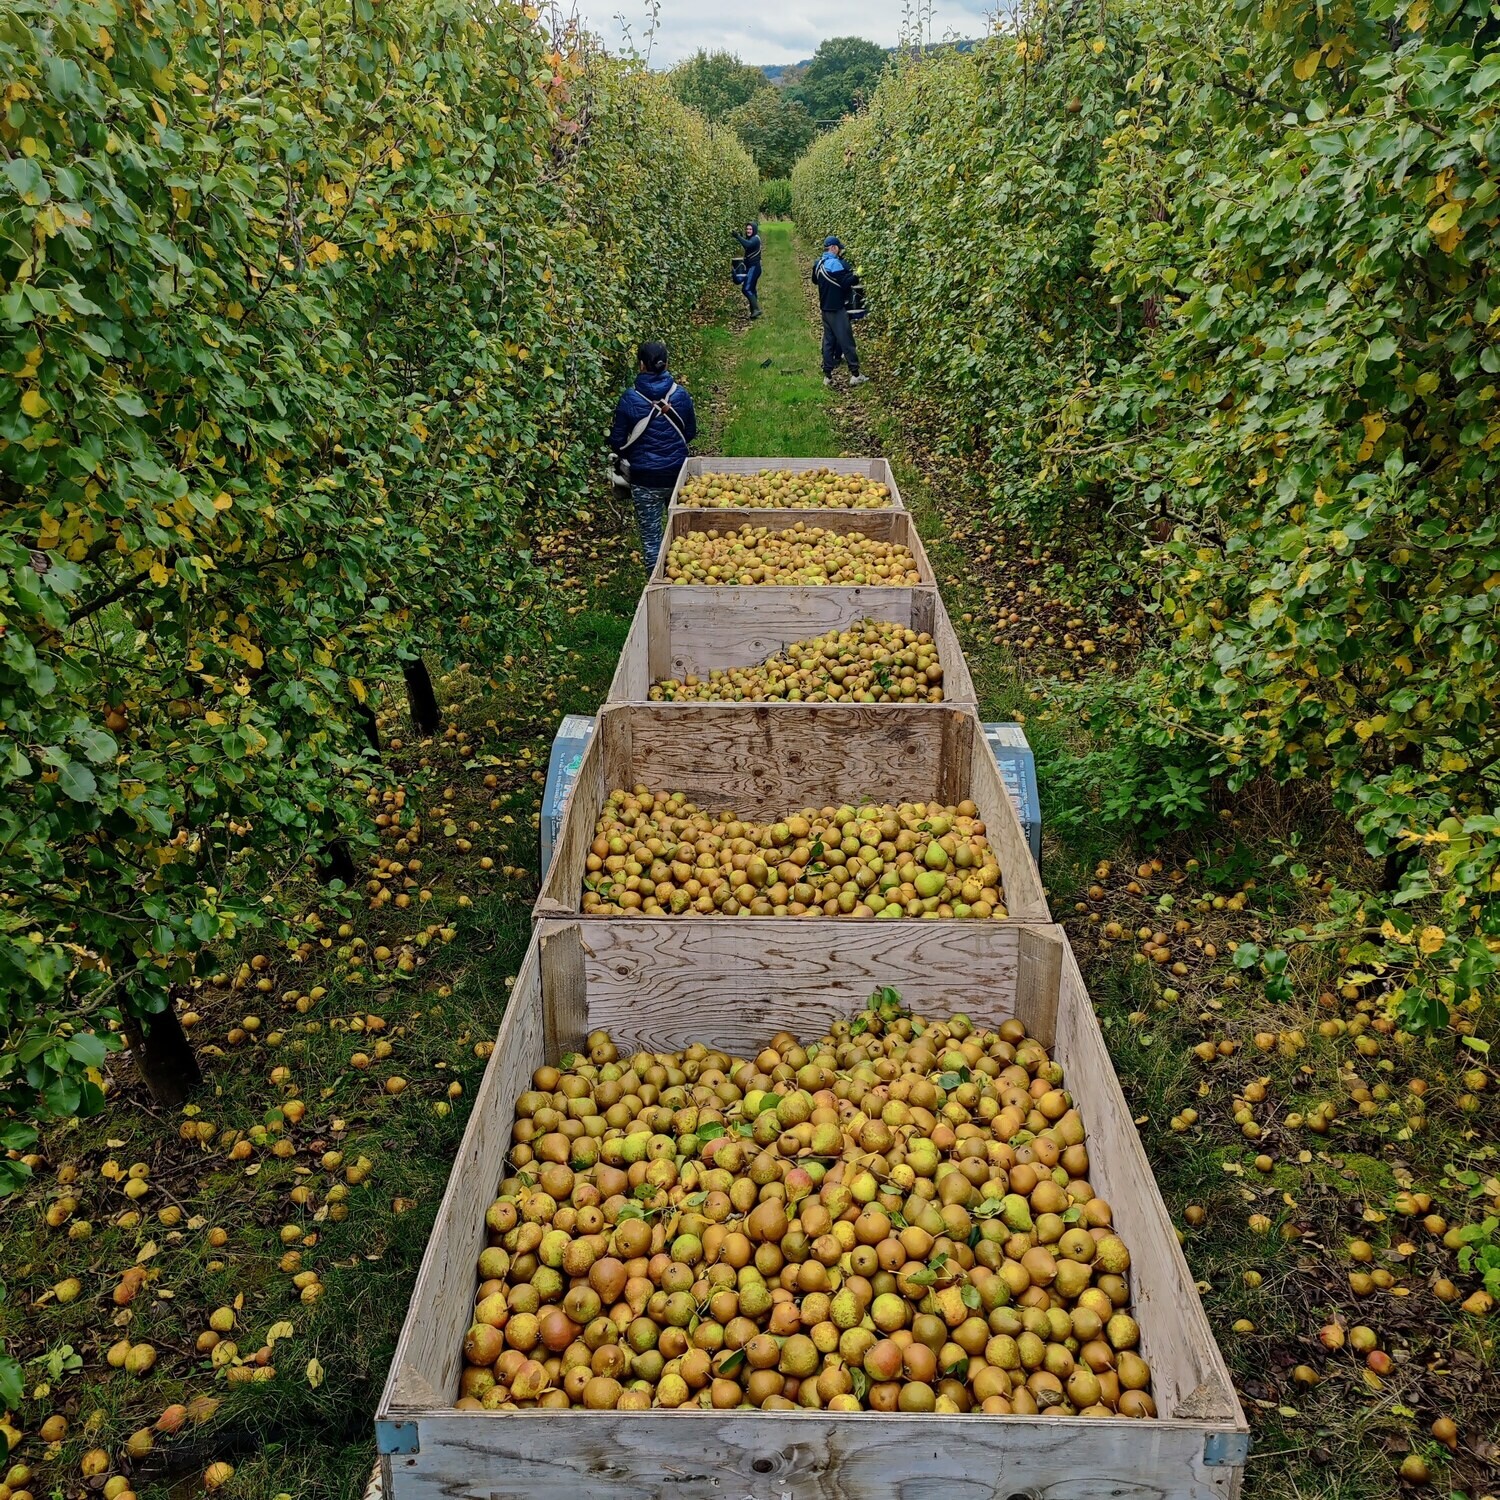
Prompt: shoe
<box><xmin>849</xmin><ymin>375</ymin><xmax>869</xmax><ymax>386</ymax></box>
<box><xmin>823</xmin><ymin>375</ymin><xmax>833</xmax><ymax>387</ymax></box>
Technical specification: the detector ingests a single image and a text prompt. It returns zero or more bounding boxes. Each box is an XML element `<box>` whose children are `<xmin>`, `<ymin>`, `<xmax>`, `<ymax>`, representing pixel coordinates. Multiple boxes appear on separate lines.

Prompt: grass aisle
<box><xmin>686</xmin><ymin>222</ymin><xmax>843</xmax><ymax>457</ymax></box>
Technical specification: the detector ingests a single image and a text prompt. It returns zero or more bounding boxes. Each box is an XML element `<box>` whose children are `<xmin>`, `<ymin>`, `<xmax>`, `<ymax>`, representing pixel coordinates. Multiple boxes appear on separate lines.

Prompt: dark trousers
<box><xmin>821</xmin><ymin>309</ymin><xmax>859</xmax><ymax>376</ymax></box>
<box><xmin>741</xmin><ymin>263</ymin><xmax>761</xmax><ymax>301</ymax></box>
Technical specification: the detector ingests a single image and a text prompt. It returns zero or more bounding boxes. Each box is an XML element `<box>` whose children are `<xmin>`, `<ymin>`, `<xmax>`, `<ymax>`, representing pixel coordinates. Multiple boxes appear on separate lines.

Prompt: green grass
<box><xmin>703</xmin><ymin>221</ymin><xmax>845</xmax><ymax>457</ymax></box>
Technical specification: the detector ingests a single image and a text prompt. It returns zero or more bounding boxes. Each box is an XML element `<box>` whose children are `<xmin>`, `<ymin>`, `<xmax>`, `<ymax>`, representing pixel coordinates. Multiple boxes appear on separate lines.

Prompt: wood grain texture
<box><xmin>651</xmin><ymin>509</ymin><xmax>934</xmax><ymax>586</ymax></box>
<box><xmin>670</xmin><ymin>455</ymin><xmax>905</xmax><ymax>511</ymax></box>
<box><xmin>606</xmin><ymin>593</ymin><xmax>651</xmax><ymax>703</ymax></box>
<box><xmin>1055</xmin><ymin>943</ymin><xmax>1246</xmax><ymax>1431</ymax></box>
<box><xmin>607</xmin><ymin>585</ymin><xmax>980</xmax><ymax>706</ymax></box>
<box><xmin>534</xmin><ymin>704</ymin><xmax>1048</xmax><ymax>923</ymax></box>
<box><xmin>378</xmin><ymin>944</ymin><xmax>546</xmax><ymax>1410</ymax></box>
<box><xmin>541</xmin><ymin>918</ymin><xmax>1024</xmax><ymax>1056</ymax></box>
<box><xmin>382</xmin><ymin>1409</ymin><xmax>1243</xmax><ymax>1500</ymax></box>
<box><xmin>538</xmin><ymin>924</ymin><xmax>587</xmax><ymax>1061</ymax></box>
<box><xmin>1016</xmin><ymin>927</ymin><xmax>1064</xmax><ymax>1049</ymax></box>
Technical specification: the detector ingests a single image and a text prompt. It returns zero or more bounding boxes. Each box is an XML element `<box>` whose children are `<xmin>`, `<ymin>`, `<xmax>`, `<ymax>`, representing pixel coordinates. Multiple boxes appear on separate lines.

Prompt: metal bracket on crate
<box><xmin>1203</xmin><ymin>1431</ymin><xmax>1250</xmax><ymax>1466</ymax></box>
<box><xmin>376</xmin><ymin>1419</ymin><xmax>420</xmax><ymax>1456</ymax></box>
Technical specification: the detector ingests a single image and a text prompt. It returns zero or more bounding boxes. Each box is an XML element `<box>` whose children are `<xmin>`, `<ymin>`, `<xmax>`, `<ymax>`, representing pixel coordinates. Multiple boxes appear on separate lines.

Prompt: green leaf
<box><xmin>57</xmin><ymin>760</ymin><xmax>97</xmax><ymax>802</ymax></box>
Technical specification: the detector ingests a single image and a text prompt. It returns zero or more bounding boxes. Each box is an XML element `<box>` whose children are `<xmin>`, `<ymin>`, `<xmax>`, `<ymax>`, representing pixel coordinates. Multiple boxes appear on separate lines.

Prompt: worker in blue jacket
<box><xmin>608</xmin><ymin>341</ymin><xmax>698</xmax><ymax>573</ymax></box>
<box><xmin>812</xmin><ymin>236</ymin><xmax>867</xmax><ymax>387</ymax></box>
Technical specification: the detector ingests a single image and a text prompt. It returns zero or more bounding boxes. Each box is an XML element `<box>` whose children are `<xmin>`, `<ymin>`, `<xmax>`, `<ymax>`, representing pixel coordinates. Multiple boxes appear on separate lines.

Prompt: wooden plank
<box><xmin>537</xmin><ymin>704</ymin><xmax>1049</xmax><ymax>923</ymax></box>
<box><xmin>931</xmin><ymin>593</ymin><xmax>978</xmax><ymax>708</ymax></box>
<box><xmin>1015</xmin><ymin>926</ymin><xmax>1064</xmax><ymax>1049</ymax></box>
<box><xmin>651</xmin><ymin>509</ymin><xmax>933</xmax><ymax>586</ymax></box>
<box><xmin>376</xmin><ymin>943</ymin><xmax>546</xmax><ymax>1412</ymax></box>
<box><xmin>1055</xmin><ymin>942</ymin><xmax>1245</xmax><ymax>1429</ymax></box>
<box><xmin>597</xmin><ymin>701</ymin><xmax>954</xmax><ymax>817</ymax></box>
<box><xmin>606</xmin><ymin>593</ymin><xmax>650</xmax><ymax>704</ymax></box>
<box><xmin>557</xmin><ymin>919</ymin><xmax>1023</xmax><ymax>1055</ymax></box>
<box><xmin>538</xmin><ymin>923</ymin><xmax>587</xmax><ymax>1061</ymax></box>
<box><xmin>385</xmin><ymin>1409</ymin><xmax>1243</xmax><ymax>1500</ymax></box>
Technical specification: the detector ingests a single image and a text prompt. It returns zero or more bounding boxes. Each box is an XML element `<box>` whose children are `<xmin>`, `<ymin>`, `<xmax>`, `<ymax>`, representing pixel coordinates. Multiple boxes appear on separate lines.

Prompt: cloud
<box><xmin>568</xmin><ymin>0</ymin><xmax>998</xmax><ymax>67</ymax></box>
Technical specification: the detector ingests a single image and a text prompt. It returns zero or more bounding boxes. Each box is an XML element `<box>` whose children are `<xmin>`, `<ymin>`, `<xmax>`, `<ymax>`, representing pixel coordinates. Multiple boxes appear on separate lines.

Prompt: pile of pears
<box><xmin>580</xmin><ymin>790</ymin><xmax>1008</xmax><ymax>918</ymax></box>
<box><xmin>679</xmin><ymin>468</ymin><xmax>892</xmax><ymax>510</ymax></box>
<box><xmin>457</xmin><ymin>999</ymin><xmax>1154</xmax><ymax>1417</ymax></box>
<box><xmin>650</xmin><ymin>621</ymin><xmax>945</xmax><ymax>704</ymax></box>
<box><xmin>664</xmin><ymin>523</ymin><xmax>920</xmax><ymax>586</ymax></box>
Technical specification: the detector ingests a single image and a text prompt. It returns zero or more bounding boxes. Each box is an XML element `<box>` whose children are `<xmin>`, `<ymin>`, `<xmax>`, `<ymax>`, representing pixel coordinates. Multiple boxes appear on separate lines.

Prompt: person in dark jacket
<box><xmin>812</xmin><ymin>236</ymin><xmax>867</xmax><ymax>387</ymax></box>
<box><xmin>733</xmin><ymin>221</ymin><xmax>762</xmax><ymax>319</ymax></box>
<box><xmin>608</xmin><ymin>340</ymin><xmax>697</xmax><ymax>572</ymax></box>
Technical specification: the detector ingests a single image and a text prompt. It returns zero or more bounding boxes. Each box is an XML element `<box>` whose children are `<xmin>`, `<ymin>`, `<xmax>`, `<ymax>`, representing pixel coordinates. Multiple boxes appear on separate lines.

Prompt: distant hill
<box><xmin>758</xmin><ymin>38</ymin><xmax>977</xmax><ymax>83</ymax></box>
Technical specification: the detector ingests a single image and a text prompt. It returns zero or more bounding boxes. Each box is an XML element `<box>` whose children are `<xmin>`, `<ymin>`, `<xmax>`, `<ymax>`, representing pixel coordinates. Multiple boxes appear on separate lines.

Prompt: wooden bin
<box><xmin>669</xmin><ymin>455</ymin><xmax>906</xmax><ymax>511</ymax></box>
<box><xmin>650</xmin><ymin>508</ymin><xmax>935</xmax><ymax>588</ymax></box>
<box><xmin>606</xmin><ymin>584</ymin><xmax>978</xmax><ymax>707</ymax></box>
<box><xmin>534</xmin><ymin>702</ymin><xmax>1049</xmax><ymax>925</ymax></box>
<box><xmin>375</xmin><ymin>922</ymin><xmax>1249</xmax><ymax>1499</ymax></box>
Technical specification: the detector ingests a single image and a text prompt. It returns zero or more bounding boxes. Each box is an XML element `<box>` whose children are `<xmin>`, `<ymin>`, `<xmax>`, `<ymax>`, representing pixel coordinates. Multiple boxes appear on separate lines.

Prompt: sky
<box><xmin>565</xmin><ymin>0</ymin><xmax>998</xmax><ymax>68</ymax></box>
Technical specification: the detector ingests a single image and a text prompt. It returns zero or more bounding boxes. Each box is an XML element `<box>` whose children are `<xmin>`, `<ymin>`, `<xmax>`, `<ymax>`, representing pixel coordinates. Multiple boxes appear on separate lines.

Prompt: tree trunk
<box><xmin>124</xmin><ymin>1008</ymin><xmax>202</xmax><ymax>1107</ymax></box>
<box><xmin>403</xmin><ymin>657</ymin><xmax>441</xmax><ymax>735</ymax></box>
<box><xmin>317</xmin><ymin>836</ymin><xmax>359</xmax><ymax>888</ymax></box>
<box><xmin>354</xmin><ymin>701</ymin><xmax>381</xmax><ymax>755</ymax></box>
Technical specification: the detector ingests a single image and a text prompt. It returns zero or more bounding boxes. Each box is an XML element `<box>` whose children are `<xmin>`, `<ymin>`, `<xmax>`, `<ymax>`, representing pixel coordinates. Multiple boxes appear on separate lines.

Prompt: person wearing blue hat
<box><xmin>812</xmin><ymin>236</ymin><xmax>867</xmax><ymax>388</ymax></box>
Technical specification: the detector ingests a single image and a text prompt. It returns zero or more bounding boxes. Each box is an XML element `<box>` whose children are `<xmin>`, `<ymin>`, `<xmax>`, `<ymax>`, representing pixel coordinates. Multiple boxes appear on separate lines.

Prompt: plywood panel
<box><xmin>384</xmin><ymin>1409</ymin><xmax>1242</xmax><ymax>1500</ymax></box>
<box><xmin>552</xmin><ymin>919</ymin><xmax>1023</xmax><ymax>1055</ymax></box>
<box><xmin>377</xmin><ymin>944</ymin><xmax>546</xmax><ymax>1410</ymax></box>
<box><xmin>1055</xmin><ymin>942</ymin><xmax>1244</xmax><ymax>1427</ymax></box>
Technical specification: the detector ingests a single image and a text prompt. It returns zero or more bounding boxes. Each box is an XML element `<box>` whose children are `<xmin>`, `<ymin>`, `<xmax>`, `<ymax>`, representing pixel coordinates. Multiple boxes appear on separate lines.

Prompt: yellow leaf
<box><xmin>204</xmin><ymin>710</ymin><xmax>226</xmax><ymax>727</ymax></box>
<box><xmin>20</xmin><ymin>389</ymin><xmax>48</xmax><ymax>418</ymax></box>
<box><xmin>213</xmin><ymin>492</ymin><xmax>233</xmax><ymax>511</ymax></box>
<box><xmin>1293</xmin><ymin>49</ymin><xmax>1321</xmax><ymax>81</ymax></box>
<box><xmin>1418</xmin><ymin>926</ymin><xmax>1445</xmax><ymax>955</ymax></box>
<box><xmin>266</xmin><ymin>1321</ymin><xmax>295</xmax><ymax>1346</ymax></box>
<box><xmin>349</xmin><ymin>677</ymin><xmax>367</xmax><ymax>704</ymax></box>
<box><xmin>1436</xmin><ymin>223</ymin><xmax>1463</xmax><ymax>253</ymax></box>
<box><xmin>149</xmin><ymin>561</ymin><xmax>170</xmax><ymax>586</ymax></box>
<box><xmin>228</xmin><ymin>635</ymin><xmax>264</xmax><ymax>669</ymax></box>
<box><xmin>306</xmin><ymin>1357</ymin><xmax>324</xmax><ymax>1388</ymax></box>
<box><xmin>1091</xmin><ymin>36</ymin><xmax>1106</xmax><ymax>53</ymax></box>
<box><xmin>1428</xmin><ymin>201</ymin><xmax>1462</xmax><ymax>235</ymax></box>
<box><xmin>1408</xmin><ymin>0</ymin><xmax>1430</xmax><ymax>29</ymax></box>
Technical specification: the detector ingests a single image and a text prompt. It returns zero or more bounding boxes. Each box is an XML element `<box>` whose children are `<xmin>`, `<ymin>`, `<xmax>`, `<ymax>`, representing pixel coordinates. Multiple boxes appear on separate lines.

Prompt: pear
<box><xmin>1000</xmin><ymin>1193</ymin><xmax>1034</xmax><ymax>1233</ymax></box>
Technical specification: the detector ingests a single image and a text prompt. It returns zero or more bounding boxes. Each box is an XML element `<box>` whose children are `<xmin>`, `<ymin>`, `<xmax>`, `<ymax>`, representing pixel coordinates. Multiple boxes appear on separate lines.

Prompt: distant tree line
<box><xmin>669</xmin><ymin>37</ymin><xmax>888</xmax><ymax>178</ymax></box>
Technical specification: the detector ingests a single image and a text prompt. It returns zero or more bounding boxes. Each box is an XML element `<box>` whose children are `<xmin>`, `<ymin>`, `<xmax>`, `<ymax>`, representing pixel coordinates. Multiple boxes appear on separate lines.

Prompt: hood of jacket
<box><xmin>818</xmin><ymin>252</ymin><xmax>847</xmax><ymax>274</ymax></box>
<box><xmin>635</xmin><ymin>370</ymin><xmax>676</xmax><ymax>399</ymax></box>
